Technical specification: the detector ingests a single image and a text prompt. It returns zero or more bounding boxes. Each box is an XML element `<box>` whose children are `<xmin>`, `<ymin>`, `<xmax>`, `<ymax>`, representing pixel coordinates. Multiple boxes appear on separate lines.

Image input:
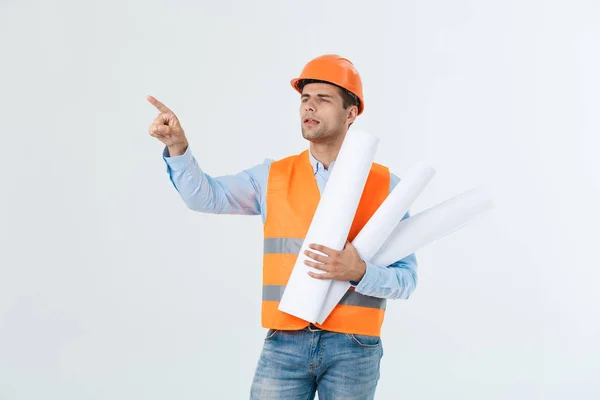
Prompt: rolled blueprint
<box><xmin>316</xmin><ymin>162</ymin><xmax>436</xmax><ymax>324</ymax></box>
<box><xmin>277</xmin><ymin>129</ymin><xmax>379</xmax><ymax>322</ymax></box>
<box><xmin>371</xmin><ymin>187</ymin><xmax>494</xmax><ymax>267</ymax></box>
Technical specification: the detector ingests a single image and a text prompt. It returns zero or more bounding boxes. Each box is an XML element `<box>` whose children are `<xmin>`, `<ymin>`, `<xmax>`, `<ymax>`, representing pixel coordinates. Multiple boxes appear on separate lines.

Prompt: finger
<box><xmin>149</xmin><ymin>122</ymin><xmax>164</xmax><ymax>137</ymax></box>
<box><xmin>308</xmin><ymin>271</ymin><xmax>332</xmax><ymax>280</ymax></box>
<box><xmin>304</xmin><ymin>249</ymin><xmax>328</xmax><ymax>263</ymax></box>
<box><xmin>304</xmin><ymin>259</ymin><xmax>328</xmax><ymax>270</ymax></box>
<box><xmin>152</xmin><ymin>113</ymin><xmax>176</xmax><ymax>132</ymax></box>
<box><xmin>308</xmin><ymin>243</ymin><xmax>335</xmax><ymax>256</ymax></box>
<box><xmin>157</xmin><ymin>124</ymin><xmax>171</xmax><ymax>135</ymax></box>
<box><xmin>149</xmin><ymin>124</ymin><xmax>163</xmax><ymax>137</ymax></box>
<box><xmin>147</xmin><ymin>95</ymin><xmax>172</xmax><ymax>114</ymax></box>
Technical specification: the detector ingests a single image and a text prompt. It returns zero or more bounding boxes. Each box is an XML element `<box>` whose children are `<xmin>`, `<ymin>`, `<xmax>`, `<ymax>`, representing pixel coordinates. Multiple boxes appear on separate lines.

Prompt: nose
<box><xmin>303</xmin><ymin>98</ymin><xmax>316</xmax><ymax>112</ymax></box>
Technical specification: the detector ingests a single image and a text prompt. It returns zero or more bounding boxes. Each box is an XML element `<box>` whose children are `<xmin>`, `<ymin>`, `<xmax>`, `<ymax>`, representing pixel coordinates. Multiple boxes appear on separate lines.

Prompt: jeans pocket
<box><xmin>265</xmin><ymin>329</ymin><xmax>279</xmax><ymax>341</ymax></box>
<box><xmin>347</xmin><ymin>333</ymin><xmax>381</xmax><ymax>348</ymax></box>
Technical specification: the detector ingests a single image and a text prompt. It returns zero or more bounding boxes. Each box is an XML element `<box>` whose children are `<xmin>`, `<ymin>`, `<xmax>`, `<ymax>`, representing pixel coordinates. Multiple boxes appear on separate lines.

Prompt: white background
<box><xmin>1</xmin><ymin>0</ymin><xmax>599</xmax><ymax>399</ymax></box>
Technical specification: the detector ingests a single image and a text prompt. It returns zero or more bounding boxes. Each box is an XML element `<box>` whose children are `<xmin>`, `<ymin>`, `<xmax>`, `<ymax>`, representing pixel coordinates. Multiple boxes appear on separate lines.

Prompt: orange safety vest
<box><xmin>262</xmin><ymin>150</ymin><xmax>390</xmax><ymax>337</ymax></box>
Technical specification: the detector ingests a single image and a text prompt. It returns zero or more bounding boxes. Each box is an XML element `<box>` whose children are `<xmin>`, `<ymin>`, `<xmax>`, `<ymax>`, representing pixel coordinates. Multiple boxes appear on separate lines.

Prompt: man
<box><xmin>147</xmin><ymin>54</ymin><xmax>418</xmax><ymax>399</ymax></box>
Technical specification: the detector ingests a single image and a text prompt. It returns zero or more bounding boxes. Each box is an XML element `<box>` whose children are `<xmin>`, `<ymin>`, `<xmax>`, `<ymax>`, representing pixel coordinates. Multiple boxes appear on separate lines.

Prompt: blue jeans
<box><xmin>250</xmin><ymin>324</ymin><xmax>383</xmax><ymax>399</ymax></box>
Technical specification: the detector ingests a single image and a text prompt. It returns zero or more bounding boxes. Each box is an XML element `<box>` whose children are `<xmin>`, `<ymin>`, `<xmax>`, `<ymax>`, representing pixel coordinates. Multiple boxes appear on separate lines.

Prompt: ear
<box><xmin>345</xmin><ymin>105</ymin><xmax>358</xmax><ymax>126</ymax></box>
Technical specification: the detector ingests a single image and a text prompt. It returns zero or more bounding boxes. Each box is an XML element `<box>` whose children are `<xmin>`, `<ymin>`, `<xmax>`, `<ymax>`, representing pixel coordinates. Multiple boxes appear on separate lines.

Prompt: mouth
<box><xmin>303</xmin><ymin>117</ymin><xmax>320</xmax><ymax>126</ymax></box>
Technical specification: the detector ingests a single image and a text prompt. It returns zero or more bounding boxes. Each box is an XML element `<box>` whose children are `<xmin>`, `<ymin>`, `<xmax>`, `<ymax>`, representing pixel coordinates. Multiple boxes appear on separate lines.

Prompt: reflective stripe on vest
<box><xmin>263</xmin><ymin>284</ymin><xmax>386</xmax><ymax>310</ymax></box>
<box><xmin>263</xmin><ymin>237</ymin><xmax>386</xmax><ymax>310</ymax></box>
<box><xmin>264</xmin><ymin>237</ymin><xmax>303</xmax><ymax>255</ymax></box>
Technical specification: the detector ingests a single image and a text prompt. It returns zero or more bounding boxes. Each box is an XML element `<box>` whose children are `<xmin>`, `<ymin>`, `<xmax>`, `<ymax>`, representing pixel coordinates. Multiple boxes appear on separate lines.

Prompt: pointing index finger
<box><xmin>146</xmin><ymin>95</ymin><xmax>172</xmax><ymax>114</ymax></box>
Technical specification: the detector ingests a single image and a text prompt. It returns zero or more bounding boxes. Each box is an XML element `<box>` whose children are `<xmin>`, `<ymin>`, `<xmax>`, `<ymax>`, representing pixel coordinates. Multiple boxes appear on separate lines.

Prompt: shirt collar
<box><xmin>308</xmin><ymin>149</ymin><xmax>336</xmax><ymax>175</ymax></box>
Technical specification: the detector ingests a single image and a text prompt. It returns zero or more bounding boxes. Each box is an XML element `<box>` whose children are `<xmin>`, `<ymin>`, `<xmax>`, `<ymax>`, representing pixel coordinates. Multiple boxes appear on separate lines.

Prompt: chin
<box><xmin>302</xmin><ymin>131</ymin><xmax>319</xmax><ymax>141</ymax></box>
<box><xmin>302</xmin><ymin>127</ymin><xmax>322</xmax><ymax>140</ymax></box>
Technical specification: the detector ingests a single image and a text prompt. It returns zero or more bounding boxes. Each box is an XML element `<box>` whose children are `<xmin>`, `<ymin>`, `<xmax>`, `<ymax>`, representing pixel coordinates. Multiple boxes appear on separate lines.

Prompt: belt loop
<box><xmin>307</xmin><ymin>323</ymin><xmax>322</xmax><ymax>332</ymax></box>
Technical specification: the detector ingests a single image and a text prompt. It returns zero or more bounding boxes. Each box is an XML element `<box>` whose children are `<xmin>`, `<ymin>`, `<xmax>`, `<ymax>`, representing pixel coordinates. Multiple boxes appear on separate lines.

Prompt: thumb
<box><xmin>160</xmin><ymin>112</ymin><xmax>178</xmax><ymax>126</ymax></box>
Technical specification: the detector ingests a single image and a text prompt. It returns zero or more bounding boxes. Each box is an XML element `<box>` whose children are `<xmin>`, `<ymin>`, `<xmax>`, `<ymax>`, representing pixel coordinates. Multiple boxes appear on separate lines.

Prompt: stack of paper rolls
<box><xmin>278</xmin><ymin>128</ymin><xmax>494</xmax><ymax>323</ymax></box>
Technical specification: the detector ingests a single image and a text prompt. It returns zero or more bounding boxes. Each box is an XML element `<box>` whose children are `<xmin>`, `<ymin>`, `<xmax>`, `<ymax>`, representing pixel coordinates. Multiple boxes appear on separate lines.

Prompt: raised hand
<box><xmin>147</xmin><ymin>95</ymin><xmax>189</xmax><ymax>156</ymax></box>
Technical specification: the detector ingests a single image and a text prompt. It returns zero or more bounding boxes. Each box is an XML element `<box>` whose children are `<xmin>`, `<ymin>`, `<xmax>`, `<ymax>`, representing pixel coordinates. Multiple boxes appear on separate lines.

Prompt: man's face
<box><xmin>299</xmin><ymin>82</ymin><xmax>350</xmax><ymax>142</ymax></box>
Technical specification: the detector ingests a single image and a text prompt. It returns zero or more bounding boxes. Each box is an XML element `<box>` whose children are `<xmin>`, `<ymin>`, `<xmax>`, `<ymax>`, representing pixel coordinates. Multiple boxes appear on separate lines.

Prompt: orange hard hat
<box><xmin>290</xmin><ymin>54</ymin><xmax>364</xmax><ymax>115</ymax></box>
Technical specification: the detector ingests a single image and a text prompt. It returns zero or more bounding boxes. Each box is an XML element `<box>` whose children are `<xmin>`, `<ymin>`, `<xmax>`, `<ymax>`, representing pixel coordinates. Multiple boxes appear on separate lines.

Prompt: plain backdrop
<box><xmin>1</xmin><ymin>0</ymin><xmax>599</xmax><ymax>399</ymax></box>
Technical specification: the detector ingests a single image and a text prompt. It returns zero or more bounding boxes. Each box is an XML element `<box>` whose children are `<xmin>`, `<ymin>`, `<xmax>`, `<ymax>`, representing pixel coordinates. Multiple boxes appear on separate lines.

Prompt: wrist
<box><xmin>167</xmin><ymin>143</ymin><xmax>188</xmax><ymax>157</ymax></box>
<box><xmin>354</xmin><ymin>260</ymin><xmax>367</xmax><ymax>283</ymax></box>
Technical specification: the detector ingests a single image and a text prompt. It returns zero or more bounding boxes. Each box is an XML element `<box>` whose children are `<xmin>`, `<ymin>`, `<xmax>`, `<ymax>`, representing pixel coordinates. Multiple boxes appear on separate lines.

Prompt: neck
<box><xmin>309</xmin><ymin>132</ymin><xmax>346</xmax><ymax>170</ymax></box>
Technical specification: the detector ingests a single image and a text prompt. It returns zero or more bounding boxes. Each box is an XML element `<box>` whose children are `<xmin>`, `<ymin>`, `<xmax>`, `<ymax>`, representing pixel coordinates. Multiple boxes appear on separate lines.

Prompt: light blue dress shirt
<box><xmin>162</xmin><ymin>146</ymin><xmax>418</xmax><ymax>300</ymax></box>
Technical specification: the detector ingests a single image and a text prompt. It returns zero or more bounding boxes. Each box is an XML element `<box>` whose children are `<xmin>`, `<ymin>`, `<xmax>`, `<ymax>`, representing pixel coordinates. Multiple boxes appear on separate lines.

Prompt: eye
<box><xmin>320</xmin><ymin>98</ymin><xmax>328</xmax><ymax>102</ymax></box>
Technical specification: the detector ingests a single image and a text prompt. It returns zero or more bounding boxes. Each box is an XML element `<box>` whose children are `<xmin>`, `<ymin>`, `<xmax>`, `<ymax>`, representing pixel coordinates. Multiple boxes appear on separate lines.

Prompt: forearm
<box><xmin>163</xmin><ymin>146</ymin><xmax>261</xmax><ymax>215</ymax></box>
<box><xmin>353</xmin><ymin>254</ymin><xmax>418</xmax><ymax>299</ymax></box>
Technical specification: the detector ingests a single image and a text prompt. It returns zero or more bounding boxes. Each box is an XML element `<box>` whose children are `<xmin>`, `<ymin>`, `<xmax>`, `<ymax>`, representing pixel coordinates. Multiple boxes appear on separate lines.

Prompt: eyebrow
<box><xmin>301</xmin><ymin>93</ymin><xmax>334</xmax><ymax>98</ymax></box>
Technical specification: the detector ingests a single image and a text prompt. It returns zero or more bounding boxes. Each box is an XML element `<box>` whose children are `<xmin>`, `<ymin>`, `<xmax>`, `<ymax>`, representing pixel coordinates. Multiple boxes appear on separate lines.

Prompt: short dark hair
<box><xmin>298</xmin><ymin>79</ymin><xmax>360</xmax><ymax>111</ymax></box>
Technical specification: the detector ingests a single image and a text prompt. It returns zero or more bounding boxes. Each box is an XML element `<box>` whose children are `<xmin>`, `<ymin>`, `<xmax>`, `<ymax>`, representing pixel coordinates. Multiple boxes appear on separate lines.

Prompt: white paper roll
<box><xmin>277</xmin><ymin>128</ymin><xmax>379</xmax><ymax>322</ymax></box>
<box><xmin>371</xmin><ymin>187</ymin><xmax>494</xmax><ymax>267</ymax></box>
<box><xmin>353</xmin><ymin>162</ymin><xmax>436</xmax><ymax>260</ymax></box>
<box><xmin>316</xmin><ymin>162</ymin><xmax>436</xmax><ymax>324</ymax></box>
